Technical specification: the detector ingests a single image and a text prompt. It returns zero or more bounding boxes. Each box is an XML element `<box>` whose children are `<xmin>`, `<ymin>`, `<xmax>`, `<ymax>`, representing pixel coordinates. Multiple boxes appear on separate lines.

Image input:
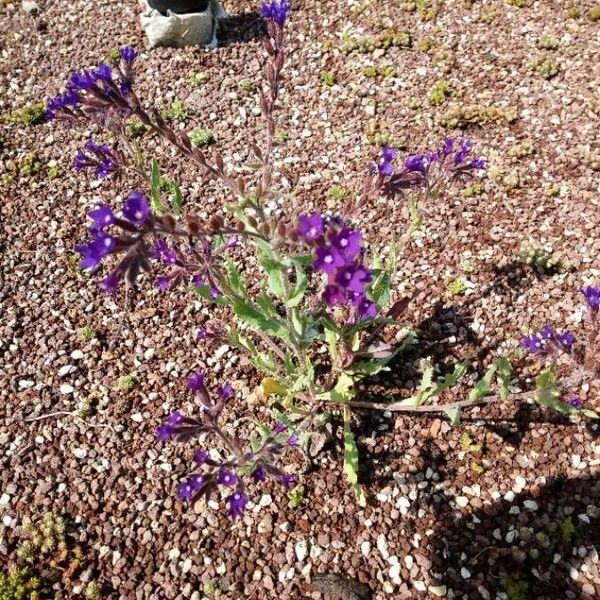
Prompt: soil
<box><xmin>1</xmin><ymin>0</ymin><xmax>599</xmax><ymax>598</ymax></box>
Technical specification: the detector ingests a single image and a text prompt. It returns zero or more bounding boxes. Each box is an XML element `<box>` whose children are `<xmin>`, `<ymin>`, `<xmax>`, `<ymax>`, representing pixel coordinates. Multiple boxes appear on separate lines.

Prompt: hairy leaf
<box><xmin>497</xmin><ymin>356</ymin><xmax>512</xmax><ymax>402</ymax></box>
<box><xmin>343</xmin><ymin>409</ymin><xmax>359</xmax><ymax>486</ymax></box>
<box><xmin>468</xmin><ymin>364</ymin><xmax>497</xmax><ymax>401</ymax></box>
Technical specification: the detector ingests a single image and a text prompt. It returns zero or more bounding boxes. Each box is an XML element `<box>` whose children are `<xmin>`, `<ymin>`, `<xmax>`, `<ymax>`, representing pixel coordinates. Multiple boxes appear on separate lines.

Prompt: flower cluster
<box><xmin>582</xmin><ymin>286</ymin><xmax>600</xmax><ymax>313</ymax></box>
<box><xmin>260</xmin><ymin>0</ymin><xmax>291</xmax><ymax>26</ymax></box>
<box><xmin>521</xmin><ymin>325</ymin><xmax>575</xmax><ymax>355</ymax></box>
<box><xmin>156</xmin><ymin>373</ymin><xmax>299</xmax><ymax>519</ymax></box>
<box><xmin>46</xmin><ymin>46</ymin><xmax>138</xmax><ymax>127</ymax></box>
<box><xmin>298</xmin><ymin>214</ymin><xmax>376</xmax><ymax>320</ymax></box>
<box><xmin>74</xmin><ymin>139</ymin><xmax>116</xmax><ymax>179</ymax></box>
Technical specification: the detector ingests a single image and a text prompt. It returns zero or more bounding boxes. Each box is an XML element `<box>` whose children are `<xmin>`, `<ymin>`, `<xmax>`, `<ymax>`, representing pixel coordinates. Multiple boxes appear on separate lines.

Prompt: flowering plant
<box><xmin>47</xmin><ymin>1</ymin><xmax>595</xmax><ymax>519</ymax></box>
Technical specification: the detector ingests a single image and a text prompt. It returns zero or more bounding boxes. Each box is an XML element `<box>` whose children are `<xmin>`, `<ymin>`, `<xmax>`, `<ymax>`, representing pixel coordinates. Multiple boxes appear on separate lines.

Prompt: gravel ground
<box><xmin>1</xmin><ymin>0</ymin><xmax>600</xmax><ymax>598</ymax></box>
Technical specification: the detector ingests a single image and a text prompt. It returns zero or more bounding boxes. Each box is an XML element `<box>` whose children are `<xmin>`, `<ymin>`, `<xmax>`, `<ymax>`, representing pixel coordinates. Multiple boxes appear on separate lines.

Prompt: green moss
<box><xmin>589</xmin><ymin>6</ymin><xmax>600</xmax><ymax>19</ymax></box>
<box><xmin>440</xmin><ymin>103</ymin><xmax>518</xmax><ymax>128</ymax></box>
<box><xmin>417</xmin><ymin>36</ymin><xmax>436</xmax><ymax>52</ymax></box>
<box><xmin>105</xmin><ymin>47</ymin><xmax>121</xmax><ymax>66</ymax></box>
<box><xmin>500</xmin><ymin>575</ymin><xmax>529</xmax><ymax>600</ymax></box>
<box><xmin>405</xmin><ymin>97</ymin><xmax>422</xmax><ymax>110</ymax></box>
<box><xmin>446</xmin><ymin>277</ymin><xmax>467</xmax><ymax>297</ymax></box>
<box><xmin>275</xmin><ymin>129</ymin><xmax>287</xmax><ymax>144</ymax></box>
<box><xmin>117</xmin><ymin>374</ymin><xmax>139</xmax><ymax>392</ymax></box>
<box><xmin>470</xmin><ymin>461</ymin><xmax>485</xmax><ymax>475</ymax></box>
<box><xmin>460</xmin><ymin>432</ymin><xmax>482</xmax><ymax>454</ymax></box>
<box><xmin>15</xmin><ymin>153</ymin><xmax>43</xmax><ymax>177</ymax></box>
<box><xmin>545</xmin><ymin>184</ymin><xmax>560</xmax><ymax>197</ymax></box>
<box><xmin>516</xmin><ymin>246</ymin><xmax>570</xmax><ymax>274</ymax></box>
<box><xmin>566</xmin><ymin>5</ymin><xmax>581</xmax><ymax>18</ymax></box>
<box><xmin>506</xmin><ymin>0</ymin><xmax>528</xmax><ymax>7</ymax></box>
<box><xmin>428</xmin><ymin>80</ymin><xmax>450</xmax><ymax>106</ymax></box>
<box><xmin>510</xmin><ymin>141</ymin><xmax>535</xmax><ymax>158</ymax></box>
<box><xmin>47</xmin><ymin>166</ymin><xmax>60</xmax><ymax>180</ymax></box>
<box><xmin>481</xmin><ymin>5</ymin><xmax>496</xmax><ymax>22</ymax></box>
<box><xmin>340</xmin><ymin>30</ymin><xmax>411</xmax><ymax>54</ymax></box>
<box><xmin>0</xmin><ymin>568</ymin><xmax>40</xmax><ymax>600</ymax></box>
<box><xmin>161</xmin><ymin>98</ymin><xmax>187</xmax><ymax>123</ymax></box>
<box><xmin>362</xmin><ymin>65</ymin><xmax>396</xmax><ymax>78</ymax></box>
<box><xmin>203</xmin><ymin>581</ymin><xmax>220</xmax><ymax>597</ymax></box>
<box><xmin>239</xmin><ymin>79</ymin><xmax>256</xmax><ymax>92</ymax></box>
<box><xmin>320</xmin><ymin>71</ymin><xmax>336</xmax><ymax>87</ymax></box>
<box><xmin>4</xmin><ymin>102</ymin><xmax>46</xmax><ymax>126</ymax></box>
<box><xmin>535</xmin><ymin>34</ymin><xmax>559</xmax><ymax>50</ymax></box>
<box><xmin>190</xmin><ymin>128</ymin><xmax>215</xmax><ymax>147</ymax></box>
<box><xmin>536</xmin><ymin>34</ymin><xmax>559</xmax><ymax>50</ymax></box>
<box><xmin>536</xmin><ymin>57</ymin><xmax>560</xmax><ymax>79</ymax></box>
<box><xmin>187</xmin><ymin>71</ymin><xmax>209</xmax><ymax>86</ymax></box>
<box><xmin>329</xmin><ymin>186</ymin><xmax>348</xmax><ymax>202</ymax></box>
<box><xmin>81</xmin><ymin>326</ymin><xmax>98</xmax><ymax>342</ymax></box>
<box><xmin>125</xmin><ymin>116</ymin><xmax>149</xmax><ymax>139</ymax></box>
<box><xmin>548</xmin><ymin>516</ymin><xmax>576</xmax><ymax>545</ymax></box>
<box><xmin>287</xmin><ymin>485</ymin><xmax>306</xmax><ymax>508</ymax></box>
<box><xmin>84</xmin><ymin>581</ymin><xmax>101</xmax><ymax>600</ymax></box>
<box><xmin>463</xmin><ymin>183</ymin><xmax>484</xmax><ymax>197</ymax></box>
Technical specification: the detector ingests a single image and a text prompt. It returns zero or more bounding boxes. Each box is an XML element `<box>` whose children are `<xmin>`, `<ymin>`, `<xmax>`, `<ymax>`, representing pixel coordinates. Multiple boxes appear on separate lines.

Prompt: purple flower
<box><xmin>218</xmin><ymin>384</ymin><xmax>234</xmax><ymax>401</ymax></box>
<box><xmin>156</xmin><ymin>276</ymin><xmax>170</xmax><ymax>292</ymax></box>
<box><xmin>442</xmin><ymin>138</ymin><xmax>454</xmax><ymax>155</ymax></box>
<box><xmin>210</xmin><ymin>287</ymin><xmax>222</xmax><ymax>299</ymax></box>
<box><xmin>314</xmin><ymin>246</ymin><xmax>345</xmax><ymax>275</ymax></box>
<box><xmin>120</xmin><ymin>46</ymin><xmax>138</xmax><ymax>63</ymax></box>
<box><xmin>287</xmin><ymin>434</ymin><xmax>300</xmax><ymax>447</ymax></box>
<box><xmin>122</xmin><ymin>191</ymin><xmax>150</xmax><ymax>224</ymax></box>
<box><xmin>335</xmin><ymin>265</ymin><xmax>372</xmax><ymax>294</ymax></box>
<box><xmin>226</xmin><ymin>491</ymin><xmax>247</xmax><ymax>519</ymax></box>
<box><xmin>568</xmin><ymin>397</ymin><xmax>583</xmax><ymax>409</ymax></box>
<box><xmin>68</xmin><ymin>69</ymin><xmax>98</xmax><ymax>92</ymax></box>
<box><xmin>273</xmin><ymin>422</ymin><xmax>287</xmax><ymax>434</ymax></box>
<box><xmin>541</xmin><ymin>326</ymin><xmax>556</xmax><ymax>339</ymax></box>
<box><xmin>196</xmin><ymin>328</ymin><xmax>208</xmax><ymax>341</ymax></box>
<box><xmin>99</xmin><ymin>272</ymin><xmax>119</xmax><ymax>295</ymax></box>
<box><xmin>581</xmin><ymin>286</ymin><xmax>600</xmax><ymax>310</ymax></box>
<box><xmin>520</xmin><ymin>334</ymin><xmax>543</xmax><ymax>354</ymax></box>
<box><xmin>194</xmin><ymin>450</ymin><xmax>208</xmax><ymax>465</ymax></box>
<box><xmin>331</xmin><ymin>229</ymin><xmax>361</xmax><ymax>258</ymax></box>
<box><xmin>167</xmin><ymin>411</ymin><xmax>183</xmax><ymax>427</ymax></box>
<box><xmin>88</xmin><ymin>204</ymin><xmax>115</xmax><ymax>227</ymax></box>
<box><xmin>470</xmin><ymin>157</ymin><xmax>487</xmax><ymax>170</ymax></box>
<box><xmin>178</xmin><ymin>474</ymin><xmax>205</xmax><ymax>500</ymax></box>
<box><xmin>558</xmin><ymin>332</ymin><xmax>575</xmax><ymax>349</ymax></box>
<box><xmin>279</xmin><ymin>474</ymin><xmax>296</xmax><ymax>488</ymax></box>
<box><xmin>192</xmin><ymin>274</ymin><xmax>205</xmax><ymax>287</ymax></box>
<box><xmin>156</xmin><ymin>425</ymin><xmax>174</xmax><ymax>441</ymax></box>
<box><xmin>76</xmin><ymin>230</ymin><xmax>116</xmax><ymax>270</ymax></box>
<box><xmin>217</xmin><ymin>469</ymin><xmax>238</xmax><ymax>487</ymax></box>
<box><xmin>251</xmin><ymin>466</ymin><xmax>267</xmax><ymax>483</ymax></box>
<box><xmin>260</xmin><ymin>0</ymin><xmax>291</xmax><ymax>25</ymax></box>
<box><xmin>378</xmin><ymin>145</ymin><xmax>398</xmax><ymax>176</ymax></box>
<box><xmin>297</xmin><ymin>213</ymin><xmax>325</xmax><ymax>243</ymax></box>
<box><xmin>153</xmin><ymin>240</ymin><xmax>178</xmax><ymax>265</ymax></box>
<box><xmin>404</xmin><ymin>154</ymin><xmax>429</xmax><ymax>172</ymax></box>
<box><xmin>187</xmin><ymin>372</ymin><xmax>206</xmax><ymax>392</ymax></box>
<box><xmin>323</xmin><ymin>284</ymin><xmax>345</xmax><ymax>307</ymax></box>
<box><xmin>94</xmin><ymin>63</ymin><xmax>113</xmax><ymax>83</ymax></box>
<box><xmin>358</xmin><ymin>297</ymin><xmax>378</xmax><ymax>319</ymax></box>
<box><xmin>74</xmin><ymin>141</ymin><xmax>115</xmax><ymax>179</ymax></box>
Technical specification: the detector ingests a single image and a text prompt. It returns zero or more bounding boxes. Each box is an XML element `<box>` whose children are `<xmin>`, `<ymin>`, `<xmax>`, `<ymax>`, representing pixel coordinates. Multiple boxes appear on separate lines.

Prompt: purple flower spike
<box><xmin>167</xmin><ymin>411</ymin><xmax>183</xmax><ymax>427</ymax></box>
<box><xmin>279</xmin><ymin>474</ymin><xmax>296</xmax><ymax>488</ymax></box>
<box><xmin>541</xmin><ymin>326</ymin><xmax>556</xmax><ymax>339</ymax></box>
<box><xmin>178</xmin><ymin>474</ymin><xmax>205</xmax><ymax>501</ymax></box>
<box><xmin>217</xmin><ymin>469</ymin><xmax>238</xmax><ymax>487</ymax></box>
<box><xmin>335</xmin><ymin>265</ymin><xmax>372</xmax><ymax>294</ymax></box>
<box><xmin>94</xmin><ymin>63</ymin><xmax>113</xmax><ymax>83</ymax></box>
<box><xmin>378</xmin><ymin>145</ymin><xmax>398</xmax><ymax>176</ymax></box>
<box><xmin>297</xmin><ymin>213</ymin><xmax>325</xmax><ymax>243</ymax></box>
<box><xmin>226</xmin><ymin>491</ymin><xmax>247</xmax><ymax>519</ymax></box>
<box><xmin>520</xmin><ymin>334</ymin><xmax>543</xmax><ymax>354</ymax></box>
<box><xmin>324</xmin><ymin>284</ymin><xmax>345</xmax><ymax>307</ymax></box>
<box><xmin>260</xmin><ymin>0</ymin><xmax>291</xmax><ymax>25</ymax></box>
<box><xmin>470</xmin><ymin>157</ymin><xmax>487</xmax><ymax>170</ymax></box>
<box><xmin>194</xmin><ymin>450</ymin><xmax>209</xmax><ymax>465</ymax></box>
<box><xmin>218</xmin><ymin>384</ymin><xmax>234</xmax><ymax>401</ymax></box>
<box><xmin>404</xmin><ymin>154</ymin><xmax>429</xmax><ymax>172</ymax></box>
<box><xmin>156</xmin><ymin>425</ymin><xmax>174</xmax><ymax>441</ymax></box>
<box><xmin>568</xmin><ymin>397</ymin><xmax>583</xmax><ymax>409</ymax></box>
<box><xmin>122</xmin><ymin>190</ymin><xmax>150</xmax><ymax>225</ymax></box>
<box><xmin>331</xmin><ymin>229</ymin><xmax>361</xmax><ymax>258</ymax></box>
<box><xmin>442</xmin><ymin>138</ymin><xmax>455</xmax><ymax>155</ymax></box>
<box><xmin>119</xmin><ymin>46</ymin><xmax>138</xmax><ymax>63</ymax></box>
<box><xmin>99</xmin><ymin>272</ymin><xmax>119</xmax><ymax>296</ymax></box>
<box><xmin>287</xmin><ymin>434</ymin><xmax>300</xmax><ymax>448</ymax></box>
<box><xmin>358</xmin><ymin>298</ymin><xmax>378</xmax><ymax>319</ymax></box>
<box><xmin>251</xmin><ymin>466</ymin><xmax>267</xmax><ymax>482</ymax></box>
<box><xmin>581</xmin><ymin>286</ymin><xmax>600</xmax><ymax>311</ymax></box>
<box><xmin>314</xmin><ymin>246</ymin><xmax>345</xmax><ymax>275</ymax></box>
<box><xmin>273</xmin><ymin>422</ymin><xmax>287</xmax><ymax>434</ymax></box>
<box><xmin>156</xmin><ymin>276</ymin><xmax>169</xmax><ymax>292</ymax></box>
<box><xmin>187</xmin><ymin>372</ymin><xmax>206</xmax><ymax>392</ymax></box>
<box><xmin>196</xmin><ymin>328</ymin><xmax>208</xmax><ymax>341</ymax></box>
<box><xmin>558</xmin><ymin>332</ymin><xmax>575</xmax><ymax>349</ymax></box>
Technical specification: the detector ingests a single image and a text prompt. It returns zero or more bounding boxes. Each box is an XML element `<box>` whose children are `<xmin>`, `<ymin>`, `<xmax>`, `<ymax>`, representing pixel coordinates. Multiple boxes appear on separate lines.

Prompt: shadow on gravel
<box><xmin>428</xmin><ymin>475</ymin><xmax>600</xmax><ymax>599</ymax></box>
<box><xmin>217</xmin><ymin>11</ymin><xmax>266</xmax><ymax>46</ymax></box>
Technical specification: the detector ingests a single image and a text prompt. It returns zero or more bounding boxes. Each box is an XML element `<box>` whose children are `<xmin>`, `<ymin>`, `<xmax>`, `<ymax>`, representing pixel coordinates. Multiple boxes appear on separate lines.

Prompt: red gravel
<box><xmin>1</xmin><ymin>0</ymin><xmax>599</xmax><ymax>598</ymax></box>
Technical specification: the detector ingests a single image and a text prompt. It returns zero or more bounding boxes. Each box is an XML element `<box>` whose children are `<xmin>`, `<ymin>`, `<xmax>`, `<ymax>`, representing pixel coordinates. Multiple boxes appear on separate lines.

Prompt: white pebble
<box><xmin>456</xmin><ymin>496</ymin><xmax>469</xmax><ymax>508</ymax></box>
<box><xmin>60</xmin><ymin>384</ymin><xmax>74</xmax><ymax>395</ymax></box>
<box><xmin>71</xmin><ymin>350</ymin><xmax>84</xmax><ymax>360</ymax></box>
<box><xmin>295</xmin><ymin>540</ymin><xmax>308</xmax><ymax>562</ymax></box>
<box><xmin>360</xmin><ymin>541</ymin><xmax>371</xmax><ymax>557</ymax></box>
<box><xmin>0</xmin><ymin>493</ymin><xmax>10</xmax><ymax>506</ymax></box>
<box><xmin>72</xmin><ymin>448</ymin><xmax>87</xmax><ymax>459</ymax></box>
<box><xmin>429</xmin><ymin>585</ymin><xmax>447</xmax><ymax>597</ymax></box>
<box><xmin>389</xmin><ymin>563</ymin><xmax>401</xmax><ymax>585</ymax></box>
<box><xmin>523</xmin><ymin>500</ymin><xmax>539</xmax><ymax>511</ymax></box>
<box><xmin>377</xmin><ymin>533</ymin><xmax>389</xmax><ymax>560</ymax></box>
<box><xmin>461</xmin><ymin>567</ymin><xmax>471</xmax><ymax>579</ymax></box>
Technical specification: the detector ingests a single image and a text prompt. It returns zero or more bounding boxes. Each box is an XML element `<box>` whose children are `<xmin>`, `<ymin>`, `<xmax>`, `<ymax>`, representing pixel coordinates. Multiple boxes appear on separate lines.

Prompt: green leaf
<box><xmin>409</xmin><ymin>195</ymin><xmax>423</xmax><ymax>233</ymax></box>
<box><xmin>286</xmin><ymin>262</ymin><xmax>307</xmax><ymax>308</ymax></box>
<box><xmin>191</xmin><ymin>284</ymin><xmax>229</xmax><ymax>305</ymax></box>
<box><xmin>291</xmin><ymin>308</ymin><xmax>304</xmax><ymax>338</ymax></box>
<box><xmin>370</xmin><ymin>270</ymin><xmax>391</xmax><ymax>309</ymax></box>
<box><xmin>171</xmin><ymin>182</ymin><xmax>183</xmax><ymax>216</ymax></box>
<box><xmin>150</xmin><ymin>158</ymin><xmax>165</xmax><ymax>215</ymax></box>
<box><xmin>352</xmin><ymin>483</ymin><xmax>367</xmax><ymax>508</ymax></box>
<box><xmin>343</xmin><ymin>410</ymin><xmax>359</xmax><ymax>486</ymax></box>
<box><xmin>444</xmin><ymin>406</ymin><xmax>461</xmax><ymax>426</ymax></box>
<box><xmin>256</xmin><ymin>242</ymin><xmax>287</xmax><ymax>300</ymax></box>
<box><xmin>227</xmin><ymin>259</ymin><xmax>247</xmax><ymax>297</ymax></box>
<box><xmin>534</xmin><ymin>366</ymin><xmax>575</xmax><ymax>415</ymax></box>
<box><xmin>468</xmin><ymin>364</ymin><xmax>497</xmax><ymax>401</ymax></box>
<box><xmin>233</xmin><ymin>299</ymin><xmax>288</xmax><ymax>340</ymax></box>
<box><xmin>497</xmin><ymin>356</ymin><xmax>512</xmax><ymax>402</ymax></box>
